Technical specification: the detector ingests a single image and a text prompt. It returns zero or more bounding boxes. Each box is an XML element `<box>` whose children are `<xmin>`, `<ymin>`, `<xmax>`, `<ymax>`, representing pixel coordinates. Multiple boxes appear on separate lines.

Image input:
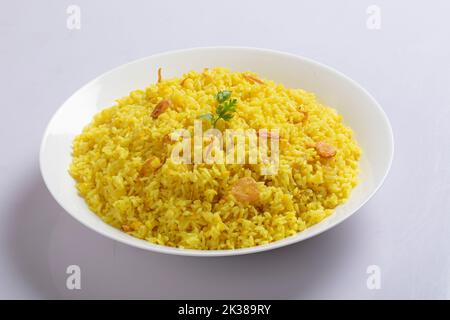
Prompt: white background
<box><xmin>1</xmin><ymin>0</ymin><xmax>449</xmax><ymax>299</ymax></box>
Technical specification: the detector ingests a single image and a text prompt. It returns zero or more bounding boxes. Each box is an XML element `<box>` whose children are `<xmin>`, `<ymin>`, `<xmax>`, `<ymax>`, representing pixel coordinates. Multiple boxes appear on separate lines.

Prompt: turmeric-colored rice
<box><xmin>69</xmin><ymin>67</ymin><xmax>360</xmax><ymax>250</ymax></box>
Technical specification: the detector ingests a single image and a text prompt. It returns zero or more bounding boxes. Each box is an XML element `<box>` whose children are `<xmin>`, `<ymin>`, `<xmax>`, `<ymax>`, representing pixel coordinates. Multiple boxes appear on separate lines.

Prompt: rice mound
<box><xmin>69</xmin><ymin>67</ymin><xmax>361</xmax><ymax>250</ymax></box>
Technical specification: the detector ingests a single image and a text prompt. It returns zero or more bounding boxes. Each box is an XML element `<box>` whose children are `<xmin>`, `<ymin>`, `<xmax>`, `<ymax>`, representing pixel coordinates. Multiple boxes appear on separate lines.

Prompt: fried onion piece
<box><xmin>243</xmin><ymin>74</ymin><xmax>264</xmax><ymax>84</ymax></box>
<box><xmin>151</xmin><ymin>99</ymin><xmax>171</xmax><ymax>119</ymax></box>
<box><xmin>157</xmin><ymin>67</ymin><xmax>162</xmax><ymax>83</ymax></box>
<box><xmin>121</xmin><ymin>224</ymin><xmax>133</xmax><ymax>232</ymax></box>
<box><xmin>231</xmin><ymin>177</ymin><xmax>259</xmax><ymax>203</ymax></box>
<box><xmin>315</xmin><ymin>141</ymin><xmax>337</xmax><ymax>158</ymax></box>
<box><xmin>139</xmin><ymin>156</ymin><xmax>163</xmax><ymax>176</ymax></box>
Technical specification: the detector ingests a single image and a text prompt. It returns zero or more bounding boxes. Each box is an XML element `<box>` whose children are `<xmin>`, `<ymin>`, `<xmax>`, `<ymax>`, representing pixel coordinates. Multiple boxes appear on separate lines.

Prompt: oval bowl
<box><xmin>40</xmin><ymin>47</ymin><xmax>394</xmax><ymax>256</ymax></box>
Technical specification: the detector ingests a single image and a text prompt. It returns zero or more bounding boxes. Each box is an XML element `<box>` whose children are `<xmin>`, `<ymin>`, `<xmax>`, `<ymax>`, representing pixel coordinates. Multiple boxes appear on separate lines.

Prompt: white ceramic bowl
<box><xmin>40</xmin><ymin>47</ymin><xmax>394</xmax><ymax>256</ymax></box>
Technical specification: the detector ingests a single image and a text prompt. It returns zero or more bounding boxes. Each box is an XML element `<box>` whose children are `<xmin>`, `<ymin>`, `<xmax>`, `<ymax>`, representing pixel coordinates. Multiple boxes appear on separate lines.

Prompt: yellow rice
<box><xmin>69</xmin><ymin>67</ymin><xmax>361</xmax><ymax>250</ymax></box>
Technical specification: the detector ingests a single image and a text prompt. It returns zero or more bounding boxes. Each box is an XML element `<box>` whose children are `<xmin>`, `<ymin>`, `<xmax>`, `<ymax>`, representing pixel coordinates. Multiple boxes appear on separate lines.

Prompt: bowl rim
<box><xmin>39</xmin><ymin>46</ymin><xmax>394</xmax><ymax>257</ymax></box>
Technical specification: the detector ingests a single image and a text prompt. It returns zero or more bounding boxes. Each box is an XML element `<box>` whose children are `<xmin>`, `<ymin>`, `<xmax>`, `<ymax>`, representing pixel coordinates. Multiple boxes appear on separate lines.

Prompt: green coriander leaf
<box><xmin>216</xmin><ymin>104</ymin><xmax>224</xmax><ymax>115</ymax></box>
<box><xmin>221</xmin><ymin>113</ymin><xmax>234</xmax><ymax>121</ymax></box>
<box><xmin>219</xmin><ymin>99</ymin><xmax>237</xmax><ymax>114</ymax></box>
<box><xmin>200</xmin><ymin>90</ymin><xmax>237</xmax><ymax>128</ymax></box>
<box><xmin>216</xmin><ymin>90</ymin><xmax>232</xmax><ymax>103</ymax></box>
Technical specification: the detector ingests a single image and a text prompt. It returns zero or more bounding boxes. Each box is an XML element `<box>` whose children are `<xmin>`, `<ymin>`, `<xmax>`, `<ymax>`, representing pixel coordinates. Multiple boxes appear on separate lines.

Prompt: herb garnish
<box><xmin>199</xmin><ymin>90</ymin><xmax>237</xmax><ymax>128</ymax></box>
